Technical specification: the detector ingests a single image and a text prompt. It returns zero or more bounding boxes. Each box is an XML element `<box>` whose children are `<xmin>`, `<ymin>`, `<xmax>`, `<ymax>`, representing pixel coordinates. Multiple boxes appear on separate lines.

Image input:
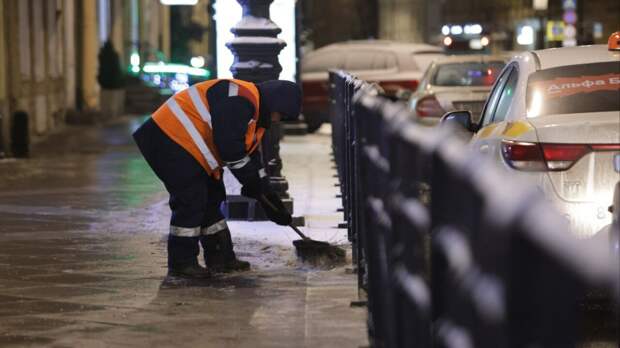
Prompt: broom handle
<box><xmin>288</xmin><ymin>224</ymin><xmax>310</xmax><ymax>241</ymax></box>
<box><xmin>259</xmin><ymin>195</ymin><xmax>310</xmax><ymax>240</ymax></box>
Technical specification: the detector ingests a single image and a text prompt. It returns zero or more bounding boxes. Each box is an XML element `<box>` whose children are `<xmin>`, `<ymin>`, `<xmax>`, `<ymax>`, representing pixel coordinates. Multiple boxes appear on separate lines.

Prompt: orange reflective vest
<box><xmin>152</xmin><ymin>79</ymin><xmax>265</xmax><ymax>179</ymax></box>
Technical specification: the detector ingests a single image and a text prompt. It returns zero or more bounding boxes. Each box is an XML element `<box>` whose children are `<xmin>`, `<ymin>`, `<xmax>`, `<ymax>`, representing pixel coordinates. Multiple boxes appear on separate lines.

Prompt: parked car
<box><xmin>408</xmin><ymin>55</ymin><xmax>507</xmax><ymax>126</ymax></box>
<box><xmin>442</xmin><ymin>39</ymin><xmax>620</xmax><ymax>239</ymax></box>
<box><xmin>302</xmin><ymin>40</ymin><xmax>444</xmax><ymax>132</ymax></box>
<box><xmin>611</xmin><ymin>154</ymin><xmax>620</xmax><ymax>256</ymax></box>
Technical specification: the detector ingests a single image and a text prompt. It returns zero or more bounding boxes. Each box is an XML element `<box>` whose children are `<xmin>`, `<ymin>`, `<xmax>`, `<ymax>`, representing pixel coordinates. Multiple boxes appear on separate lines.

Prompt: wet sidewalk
<box><xmin>0</xmin><ymin>116</ymin><xmax>367</xmax><ymax>347</ymax></box>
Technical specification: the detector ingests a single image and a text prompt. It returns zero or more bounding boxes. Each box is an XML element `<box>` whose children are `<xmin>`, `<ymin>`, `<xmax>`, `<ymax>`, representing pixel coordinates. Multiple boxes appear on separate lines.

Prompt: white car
<box><xmin>302</xmin><ymin>40</ymin><xmax>444</xmax><ymax>132</ymax></box>
<box><xmin>443</xmin><ymin>42</ymin><xmax>620</xmax><ymax>239</ymax></box>
<box><xmin>611</xmin><ymin>155</ymin><xmax>620</xmax><ymax>254</ymax></box>
<box><xmin>408</xmin><ymin>55</ymin><xmax>507</xmax><ymax>126</ymax></box>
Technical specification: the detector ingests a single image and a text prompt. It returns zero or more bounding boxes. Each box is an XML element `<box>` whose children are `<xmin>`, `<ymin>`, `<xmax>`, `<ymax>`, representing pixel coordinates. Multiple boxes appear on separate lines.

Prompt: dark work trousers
<box><xmin>133</xmin><ymin>118</ymin><xmax>226</xmax><ymax>268</ymax></box>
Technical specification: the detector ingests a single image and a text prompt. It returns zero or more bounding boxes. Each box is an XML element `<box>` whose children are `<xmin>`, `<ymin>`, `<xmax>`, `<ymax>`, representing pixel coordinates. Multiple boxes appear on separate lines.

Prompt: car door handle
<box><xmin>479</xmin><ymin>144</ymin><xmax>489</xmax><ymax>154</ymax></box>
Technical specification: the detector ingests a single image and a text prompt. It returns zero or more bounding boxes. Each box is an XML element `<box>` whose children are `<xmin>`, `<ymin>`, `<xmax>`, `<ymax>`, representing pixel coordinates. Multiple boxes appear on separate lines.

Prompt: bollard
<box><xmin>11</xmin><ymin>111</ymin><xmax>29</xmax><ymax>158</ymax></box>
<box><xmin>0</xmin><ymin>111</ymin><xmax>5</xmax><ymax>158</ymax></box>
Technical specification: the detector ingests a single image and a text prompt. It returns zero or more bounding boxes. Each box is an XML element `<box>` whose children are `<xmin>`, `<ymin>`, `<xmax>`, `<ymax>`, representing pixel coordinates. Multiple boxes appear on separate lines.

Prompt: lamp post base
<box><xmin>223</xmin><ymin>197</ymin><xmax>304</xmax><ymax>226</ymax></box>
<box><xmin>224</xmin><ymin>0</ymin><xmax>297</xmax><ymax>223</ymax></box>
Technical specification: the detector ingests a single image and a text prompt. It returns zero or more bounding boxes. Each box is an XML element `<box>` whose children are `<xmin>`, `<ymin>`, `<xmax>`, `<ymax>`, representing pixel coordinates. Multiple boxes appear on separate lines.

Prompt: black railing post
<box><xmin>331</xmin><ymin>70</ymin><xmax>619</xmax><ymax>348</ymax></box>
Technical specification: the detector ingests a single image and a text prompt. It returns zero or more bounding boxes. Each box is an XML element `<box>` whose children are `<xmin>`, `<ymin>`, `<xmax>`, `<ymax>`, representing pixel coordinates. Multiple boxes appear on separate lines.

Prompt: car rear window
<box><xmin>527</xmin><ymin>62</ymin><xmax>620</xmax><ymax>117</ymax></box>
<box><xmin>344</xmin><ymin>51</ymin><xmax>397</xmax><ymax>71</ymax></box>
<box><xmin>433</xmin><ymin>61</ymin><xmax>506</xmax><ymax>87</ymax></box>
<box><xmin>301</xmin><ymin>52</ymin><xmax>345</xmax><ymax>73</ymax></box>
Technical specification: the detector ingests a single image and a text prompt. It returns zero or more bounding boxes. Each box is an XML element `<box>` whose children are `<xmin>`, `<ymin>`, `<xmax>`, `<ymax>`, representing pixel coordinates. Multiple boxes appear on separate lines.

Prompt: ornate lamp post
<box><xmin>225</xmin><ymin>0</ymin><xmax>294</xmax><ymax>219</ymax></box>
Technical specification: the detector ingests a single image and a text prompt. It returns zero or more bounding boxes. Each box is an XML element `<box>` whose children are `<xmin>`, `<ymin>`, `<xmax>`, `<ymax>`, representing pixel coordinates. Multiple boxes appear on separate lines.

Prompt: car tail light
<box><xmin>416</xmin><ymin>95</ymin><xmax>446</xmax><ymax>118</ymax></box>
<box><xmin>540</xmin><ymin>144</ymin><xmax>591</xmax><ymax>170</ymax></box>
<box><xmin>591</xmin><ymin>144</ymin><xmax>620</xmax><ymax>151</ymax></box>
<box><xmin>501</xmin><ymin>141</ymin><xmax>619</xmax><ymax>171</ymax></box>
<box><xmin>501</xmin><ymin>141</ymin><xmax>548</xmax><ymax>171</ymax></box>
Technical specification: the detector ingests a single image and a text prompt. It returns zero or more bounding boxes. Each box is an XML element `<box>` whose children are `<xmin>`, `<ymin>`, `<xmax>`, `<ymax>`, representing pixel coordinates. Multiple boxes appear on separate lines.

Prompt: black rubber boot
<box><xmin>168</xmin><ymin>235</ymin><xmax>211</xmax><ymax>278</ymax></box>
<box><xmin>201</xmin><ymin>229</ymin><xmax>250</xmax><ymax>273</ymax></box>
<box><xmin>168</xmin><ymin>262</ymin><xmax>212</xmax><ymax>278</ymax></box>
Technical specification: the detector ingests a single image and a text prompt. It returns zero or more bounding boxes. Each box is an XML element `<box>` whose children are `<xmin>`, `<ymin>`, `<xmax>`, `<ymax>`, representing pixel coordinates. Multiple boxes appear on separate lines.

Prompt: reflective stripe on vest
<box><xmin>188</xmin><ymin>85</ymin><xmax>212</xmax><ymax>127</ymax></box>
<box><xmin>167</xmin><ymin>98</ymin><xmax>220</xmax><ymax>170</ymax></box>
<box><xmin>228</xmin><ymin>82</ymin><xmax>239</xmax><ymax>96</ymax></box>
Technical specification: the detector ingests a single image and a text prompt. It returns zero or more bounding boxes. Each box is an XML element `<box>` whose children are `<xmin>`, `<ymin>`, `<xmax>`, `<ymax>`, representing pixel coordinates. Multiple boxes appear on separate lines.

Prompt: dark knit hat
<box><xmin>257</xmin><ymin>80</ymin><xmax>302</xmax><ymax>124</ymax></box>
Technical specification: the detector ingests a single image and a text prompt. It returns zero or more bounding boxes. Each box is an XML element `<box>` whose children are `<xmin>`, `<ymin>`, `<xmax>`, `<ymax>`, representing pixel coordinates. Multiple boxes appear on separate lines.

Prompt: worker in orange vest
<box><xmin>133</xmin><ymin>79</ymin><xmax>301</xmax><ymax>278</ymax></box>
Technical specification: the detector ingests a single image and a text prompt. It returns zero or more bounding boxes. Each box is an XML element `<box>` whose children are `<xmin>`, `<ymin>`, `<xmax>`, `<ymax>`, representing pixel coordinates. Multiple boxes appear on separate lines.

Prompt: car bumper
<box><xmin>550</xmin><ymin>199</ymin><xmax>611</xmax><ymax>239</ymax></box>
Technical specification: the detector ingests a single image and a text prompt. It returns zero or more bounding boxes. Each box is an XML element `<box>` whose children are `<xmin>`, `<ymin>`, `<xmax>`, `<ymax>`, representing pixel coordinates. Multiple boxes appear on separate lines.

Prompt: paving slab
<box><xmin>0</xmin><ymin>118</ymin><xmax>367</xmax><ymax>347</ymax></box>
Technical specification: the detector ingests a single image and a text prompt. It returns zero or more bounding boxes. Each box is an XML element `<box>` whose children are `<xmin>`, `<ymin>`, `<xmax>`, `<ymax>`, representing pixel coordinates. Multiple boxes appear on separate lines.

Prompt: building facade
<box><xmin>0</xmin><ymin>0</ymin><xmax>69</xmax><ymax>156</ymax></box>
<box><xmin>378</xmin><ymin>0</ymin><xmax>434</xmax><ymax>44</ymax></box>
<box><xmin>301</xmin><ymin>0</ymin><xmax>378</xmax><ymax>49</ymax></box>
<box><xmin>0</xmin><ymin>0</ymin><xmax>173</xmax><ymax>157</ymax></box>
<box><xmin>300</xmin><ymin>0</ymin><xmax>619</xmax><ymax>53</ymax></box>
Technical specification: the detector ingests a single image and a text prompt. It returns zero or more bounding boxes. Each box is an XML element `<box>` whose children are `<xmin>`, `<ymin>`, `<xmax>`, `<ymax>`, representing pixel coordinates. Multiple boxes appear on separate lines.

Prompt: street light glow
<box><xmin>190</xmin><ymin>56</ymin><xmax>205</xmax><ymax>68</ymax></box>
<box><xmin>517</xmin><ymin>25</ymin><xmax>535</xmax><ymax>45</ymax></box>
<box><xmin>450</xmin><ymin>25</ymin><xmax>463</xmax><ymax>35</ymax></box>
<box><xmin>465</xmin><ymin>24</ymin><xmax>483</xmax><ymax>35</ymax></box>
<box><xmin>130</xmin><ymin>52</ymin><xmax>140</xmax><ymax>66</ymax></box>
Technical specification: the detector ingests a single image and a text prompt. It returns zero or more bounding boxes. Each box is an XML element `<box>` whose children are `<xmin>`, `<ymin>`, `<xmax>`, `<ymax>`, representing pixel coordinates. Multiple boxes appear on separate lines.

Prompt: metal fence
<box><xmin>328</xmin><ymin>70</ymin><xmax>620</xmax><ymax>347</ymax></box>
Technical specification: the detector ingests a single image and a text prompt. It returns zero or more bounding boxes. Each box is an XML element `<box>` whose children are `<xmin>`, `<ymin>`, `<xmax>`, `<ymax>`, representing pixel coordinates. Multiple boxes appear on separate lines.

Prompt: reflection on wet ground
<box><xmin>0</xmin><ymin>117</ymin><xmax>367</xmax><ymax>347</ymax></box>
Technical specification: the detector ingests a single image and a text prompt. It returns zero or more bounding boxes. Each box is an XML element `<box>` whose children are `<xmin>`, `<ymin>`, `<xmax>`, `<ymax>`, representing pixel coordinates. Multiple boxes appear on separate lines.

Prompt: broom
<box><xmin>259</xmin><ymin>195</ymin><xmax>346</xmax><ymax>266</ymax></box>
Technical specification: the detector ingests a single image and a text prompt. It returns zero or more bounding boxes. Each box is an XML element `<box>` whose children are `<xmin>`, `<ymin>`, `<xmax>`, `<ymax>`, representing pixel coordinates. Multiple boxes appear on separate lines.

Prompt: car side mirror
<box><xmin>440</xmin><ymin>110</ymin><xmax>474</xmax><ymax>132</ymax></box>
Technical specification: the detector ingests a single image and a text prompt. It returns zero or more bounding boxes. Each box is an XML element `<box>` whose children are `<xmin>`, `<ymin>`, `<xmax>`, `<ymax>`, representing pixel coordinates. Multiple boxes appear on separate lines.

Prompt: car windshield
<box><xmin>432</xmin><ymin>61</ymin><xmax>505</xmax><ymax>87</ymax></box>
<box><xmin>526</xmin><ymin>62</ymin><xmax>620</xmax><ymax>117</ymax></box>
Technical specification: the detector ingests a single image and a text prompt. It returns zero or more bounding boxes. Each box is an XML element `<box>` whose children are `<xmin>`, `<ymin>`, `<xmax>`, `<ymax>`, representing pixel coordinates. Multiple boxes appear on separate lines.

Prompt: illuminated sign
<box><xmin>563</xmin><ymin>10</ymin><xmax>577</xmax><ymax>25</ymax></box>
<box><xmin>547</xmin><ymin>21</ymin><xmax>565</xmax><ymax>41</ymax></box>
<box><xmin>533</xmin><ymin>0</ymin><xmax>548</xmax><ymax>10</ymax></box>
<box><xmin>143</xmin><ymin>62</ymin><xmax>210</xmax><ymax>77</ymax></box>
<box><xmin>562</xmin><ymin>0</ymin><xmax>576</xmax><ymax>10</ymax></box>
<box><xmin>214</xmin><ymin>0</ymin><xmax>297</xmax><ymax>82</ymax></box>
<box><xmin>563</xmin><ymin>24</ymin><xmax>577</xmax><ymax>47</ymax></box>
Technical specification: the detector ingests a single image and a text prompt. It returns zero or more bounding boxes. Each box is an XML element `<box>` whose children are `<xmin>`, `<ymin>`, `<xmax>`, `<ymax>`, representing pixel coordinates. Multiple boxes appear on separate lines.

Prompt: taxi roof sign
<box><xmin>609</xmin><ymin>32</ymin><xmax>620</xmax><ymax>51</ymax></box>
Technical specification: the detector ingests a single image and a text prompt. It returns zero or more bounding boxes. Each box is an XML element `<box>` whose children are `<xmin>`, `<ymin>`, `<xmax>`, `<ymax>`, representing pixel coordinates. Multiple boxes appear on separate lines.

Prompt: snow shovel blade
<box><xmin>259</xmin><ymin>194</ymin><xmax>346</xmax><ymax>267</ymax></box>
